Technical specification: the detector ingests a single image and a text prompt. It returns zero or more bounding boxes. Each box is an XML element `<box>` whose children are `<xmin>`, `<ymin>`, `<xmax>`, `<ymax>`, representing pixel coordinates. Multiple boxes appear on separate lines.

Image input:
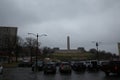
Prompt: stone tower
<box><xmin>67</xmin><ymin>36</ymin><xmax>70</xmax><ymax>50</ymax></box>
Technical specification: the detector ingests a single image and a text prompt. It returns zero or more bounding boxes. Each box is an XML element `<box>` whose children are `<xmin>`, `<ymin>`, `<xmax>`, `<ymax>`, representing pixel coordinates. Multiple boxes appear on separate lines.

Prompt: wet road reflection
<box><xmin>2</xmin><ymin>68</ymin><xmax>120</xmax><ymax>80</ymax></box>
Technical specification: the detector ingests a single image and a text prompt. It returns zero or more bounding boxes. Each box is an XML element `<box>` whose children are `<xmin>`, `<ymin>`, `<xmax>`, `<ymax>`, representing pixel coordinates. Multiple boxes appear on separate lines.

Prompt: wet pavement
<box><xmin>1</xmin><ymin>67</ymin><xmax>120</xmax><ymax>80</ymax></box>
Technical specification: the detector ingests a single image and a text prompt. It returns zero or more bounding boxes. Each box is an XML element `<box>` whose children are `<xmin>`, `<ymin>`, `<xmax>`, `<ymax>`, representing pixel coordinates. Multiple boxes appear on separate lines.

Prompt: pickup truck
<box><xmin>101</xmin><ymin>60</ymin><xmax>120</xmax><ymax>76</ymax></box>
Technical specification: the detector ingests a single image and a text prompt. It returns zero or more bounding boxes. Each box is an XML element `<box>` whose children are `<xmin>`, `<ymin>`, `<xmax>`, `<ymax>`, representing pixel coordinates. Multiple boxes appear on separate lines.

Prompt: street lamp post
<box><xmin>36</xmin><ymin>33</ymin><xmax>38</xmax><ymax>72</ymax></box>
<box><xmin>28</xmin><ymin>33</ymin><xmax>47</xmax><ymax>71</ymax></box>
<box><xmin>92</xmin><ymin>41</ymin><xmax>101</xmax><ymax>61</ymax></box>
<box><xmin>96</xmin><ymin>42</ymin><xmax>99</xmax><ymax>60</ymax></box>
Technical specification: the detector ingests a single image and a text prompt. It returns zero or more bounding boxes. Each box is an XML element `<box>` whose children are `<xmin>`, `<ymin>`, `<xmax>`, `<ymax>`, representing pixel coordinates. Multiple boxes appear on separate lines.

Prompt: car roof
<box><xmin>45</xmin><ymin>62</ymin><xmax>56</xmax><ymax>64</ymax></box>
<box><xmin>61</xmin><ymin>62</ymin><xmax>70</xmax><ymax>64</ymax></box>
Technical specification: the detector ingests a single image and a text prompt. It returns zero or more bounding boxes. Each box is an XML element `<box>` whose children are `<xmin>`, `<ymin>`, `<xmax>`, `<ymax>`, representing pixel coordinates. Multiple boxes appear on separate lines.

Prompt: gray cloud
<box><xmin>0</xmin><ymin>0</ymin><xmax>120</xmax><ymax>54</ymax></box>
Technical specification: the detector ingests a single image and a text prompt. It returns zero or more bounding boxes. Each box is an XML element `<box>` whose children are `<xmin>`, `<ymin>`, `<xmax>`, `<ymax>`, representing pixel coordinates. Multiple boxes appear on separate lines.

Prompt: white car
<box><xmin>0</xmin><ymin>64</ymin><xmax>3</xmax><ymax>74</ymax></box>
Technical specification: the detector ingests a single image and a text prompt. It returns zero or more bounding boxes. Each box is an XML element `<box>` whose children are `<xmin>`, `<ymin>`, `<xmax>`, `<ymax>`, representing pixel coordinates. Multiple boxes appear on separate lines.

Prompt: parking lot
<box><xmin>0</xmin><ymin>67</ymin><xmax>120</xmax><ymax>80</ymax></box>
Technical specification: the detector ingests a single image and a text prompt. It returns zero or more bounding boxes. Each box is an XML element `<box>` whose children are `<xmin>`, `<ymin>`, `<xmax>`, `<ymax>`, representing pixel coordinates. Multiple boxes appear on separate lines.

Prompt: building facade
<box><xmin>54</xmin><ymin>47</ymin><xmax>86</xmax><ymax>54</ymax></box>
<box><xmin>0</xmin><ymin>26</ymin><xmax>17</xmax><ymax>54</ymax></box>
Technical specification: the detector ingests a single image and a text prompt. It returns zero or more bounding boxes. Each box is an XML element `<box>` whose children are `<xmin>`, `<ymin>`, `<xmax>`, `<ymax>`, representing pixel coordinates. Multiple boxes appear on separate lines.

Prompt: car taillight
<box><xmin>61</xmin><ymin>64</ymin><xmax>64</xmax><ymax>69</ymax></box>
<box><xmin>114</xmin><ymin>66</ymin><xmax>118</xmax><ymax>70</ymax></box>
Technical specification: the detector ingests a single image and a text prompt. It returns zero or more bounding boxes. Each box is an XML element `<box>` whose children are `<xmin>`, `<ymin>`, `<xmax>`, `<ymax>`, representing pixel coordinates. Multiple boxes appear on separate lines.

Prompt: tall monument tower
<box><xmin>67</xmin><ymin>36</ymin><xmax>70</xmax><ymax>50</ymax></box>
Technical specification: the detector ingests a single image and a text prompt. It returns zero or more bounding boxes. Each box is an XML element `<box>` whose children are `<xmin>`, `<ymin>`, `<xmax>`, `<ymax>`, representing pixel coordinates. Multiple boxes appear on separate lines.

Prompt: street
<box><xmin>1</xmin><ymin>67</ymin><xmax>120</xmax><ymax>80</ymax></box>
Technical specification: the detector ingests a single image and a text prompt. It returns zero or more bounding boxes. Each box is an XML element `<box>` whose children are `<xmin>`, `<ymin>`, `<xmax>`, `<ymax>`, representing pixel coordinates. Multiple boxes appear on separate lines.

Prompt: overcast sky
<box><xmin>0</xmin><ymin>0</ymin><xmax>120</xmax><ymax>54</ymax></box>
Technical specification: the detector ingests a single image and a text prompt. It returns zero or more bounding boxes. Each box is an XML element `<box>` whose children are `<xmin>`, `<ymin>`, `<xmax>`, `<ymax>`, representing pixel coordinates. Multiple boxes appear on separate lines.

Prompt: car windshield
<box><xmin>110</xmin><ymin>61</ymin><xmax>120</xmax><ymax>65</ymax></box>
<box><xmin>37</xmin><ymin>61</ymin><xmax>43</xmax><ymax>64</ymax></box>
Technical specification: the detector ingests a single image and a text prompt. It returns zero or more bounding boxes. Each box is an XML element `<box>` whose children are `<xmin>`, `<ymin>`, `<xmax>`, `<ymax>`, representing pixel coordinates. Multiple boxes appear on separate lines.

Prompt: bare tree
<box><xmin>24</xmin><ymin>37</ymin><xmax>40</xmax><ymax>62</ymax></box>
<box><xmin>14</xmin><ymin>36</ymin><xmax>24</xmax><ymax>62</ymax></box>
<box><xmin>43</xmin><ymin>47</ymin><xmax>54</xmax><ymax>56</ymax></box>
<box><xmin>6</xmin><ymin>34</ymin><xmax>17</xmax><ymax>63</ymax></box>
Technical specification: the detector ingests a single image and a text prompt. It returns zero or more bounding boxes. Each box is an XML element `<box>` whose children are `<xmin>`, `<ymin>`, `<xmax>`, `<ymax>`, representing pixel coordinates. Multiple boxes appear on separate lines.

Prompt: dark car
<box><xmin>43</xmin><ymin>62</ymin><xmax>56</xmax><ymax>74</ymax></box>
<box><xmin>101</xmin><ymin>60</ymin><xmax>120</xmax><ymax>76</ymax></box>
<box><xmin>18</xmin><ymin>61</ymin><xmax>32</xmax><ymax>67</ymax></box>
<box><xmin>99</xmin><ymin>60</ymin><xmax>109</xmax><ymax>69</ymax></box>
<box><xmin>59</xmin><ymin>62</ymin><xmax>72</xmax><ymax>73</ymax></box>
<box><xmin>32</xmin><ymin>61</ymin><xmax>44</xmax><ymax>71</ymax></box>
<box><xmin>72</xmin><ymin>61</ymin><xmax>86</xmax><ymax>72</ymax></box>
<box><xmin>0</xmin><ymin>64</ymin><xmax>3</xmax><ymax>74</ymax></box>
<box><xmin>87</xmin><ymin>60</ymin><xmax>99</xmax><ymax>71</ymax></box>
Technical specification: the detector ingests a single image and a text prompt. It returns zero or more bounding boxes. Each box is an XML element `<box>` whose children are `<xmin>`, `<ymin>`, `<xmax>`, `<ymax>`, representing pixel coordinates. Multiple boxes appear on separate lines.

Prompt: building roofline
<box><xmin>0</xmin><ymin>26</ymin><xmax>17</xmax><ymax>28</ymax></box>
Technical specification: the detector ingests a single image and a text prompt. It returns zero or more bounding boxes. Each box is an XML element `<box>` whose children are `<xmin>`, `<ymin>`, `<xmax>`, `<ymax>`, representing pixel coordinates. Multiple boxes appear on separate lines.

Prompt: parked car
<box><xmin>101</xmin><ymin>60</ymin><xmax>120</xmax><ymax>76</ymax></box>
<box><xmin>32</xmin><ymin>61</ymin><xmax>44</xmax><ymax>71</ymax></box>
<box><xmin>87</xmin><ymin>60</ymin><xmax>99</xmax><ymax>71</ymax></box>
<box><xmin>85</xmin><ymin>61</ymin><xmax>91</xmax><ymax>68</ymax></box>
<box><xmin>43</xmin><ymin>62</ymin><xmax>56</xmax><ymax>74</ymax></box>
<box><xmin>59</xmin><ymin>62</ymin><xmax>72</xmax><ymax>73</ymax></box>
<box><xmin>0</xmin><ymin>64</ymin><xmax>3</xmax><ymax>74</ymax></box>
<box><xmin>18</xmin><ymin>61</ymin><xmax>32</xmax><ymax>67</ymax></box>
<box><xmin>99</xmin><ymin>60</ymin><xmax>109</xmax><ymax>69</ymax></box>
<box><xmin>72</xmin><ymin>61</ymin><xmax>86</xmax><ymax>72</ymax></box>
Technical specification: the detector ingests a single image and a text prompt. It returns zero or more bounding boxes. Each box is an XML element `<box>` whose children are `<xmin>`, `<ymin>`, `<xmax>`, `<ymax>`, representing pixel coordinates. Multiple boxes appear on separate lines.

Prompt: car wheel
<box><xmin>69</xmin><ymin>70</ymin><xmax>72</xmax><ymax>73</ymax></box>
<box><xmin>105</xmin><ymin>72</ymin><xmax>109</xmax><ymax>76</ymax></box>
<box><xmin>0</xmin><ymin>70</ymin><xmax>3</xmax><ymax>75</ymax></box>
<box><xmin>32</xmin><ymin>67</ymin><xmax>34</xmax><ymax>71</ymax></box>
<box><xmin>44</xmin><ymin>71</ymin><xmax>47</xmax><ymax>74</ymax></box>
<box><xmin>53</xmin><ymin>71</ymin><xmax>56</xmax><ymax>74</ymax></box>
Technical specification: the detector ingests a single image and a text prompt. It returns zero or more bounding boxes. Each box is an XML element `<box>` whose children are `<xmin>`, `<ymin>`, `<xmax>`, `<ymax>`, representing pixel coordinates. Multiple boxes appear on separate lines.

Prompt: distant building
<box><xmin>77</xmin><ymin>47</ymin><xmax>86</xmax><ymax>52</ymax></box>
<box><xmin>55</xmin><ymin>49</ymin><xmax>82</xmax><ymax>54</ymax></box>
<box><xmin>0</xmin><ymin>26</ymin><xmax>17</xmax><ymax>57</ymax></box>
<box><xmin>53</xmin><ymin>47</ymin><xmax>60</xmax><ymax>51</ymax></box>
<box><xmin>54</xmin><ymin>47</ymin><xmax>86</xmax><ymax>54</ymax></box>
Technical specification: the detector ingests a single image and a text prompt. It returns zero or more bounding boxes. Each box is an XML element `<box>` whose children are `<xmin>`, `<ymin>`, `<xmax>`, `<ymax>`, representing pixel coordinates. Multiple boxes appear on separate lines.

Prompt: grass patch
<box><xmin>3</xmin><ymin>62</ymin><xmax>18</xmax><ymax>68</ymax></box>
<box><xmin>50</xmin><ymin>52</ymin><xmax>95</xmax><ymax>61</ymax></box>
